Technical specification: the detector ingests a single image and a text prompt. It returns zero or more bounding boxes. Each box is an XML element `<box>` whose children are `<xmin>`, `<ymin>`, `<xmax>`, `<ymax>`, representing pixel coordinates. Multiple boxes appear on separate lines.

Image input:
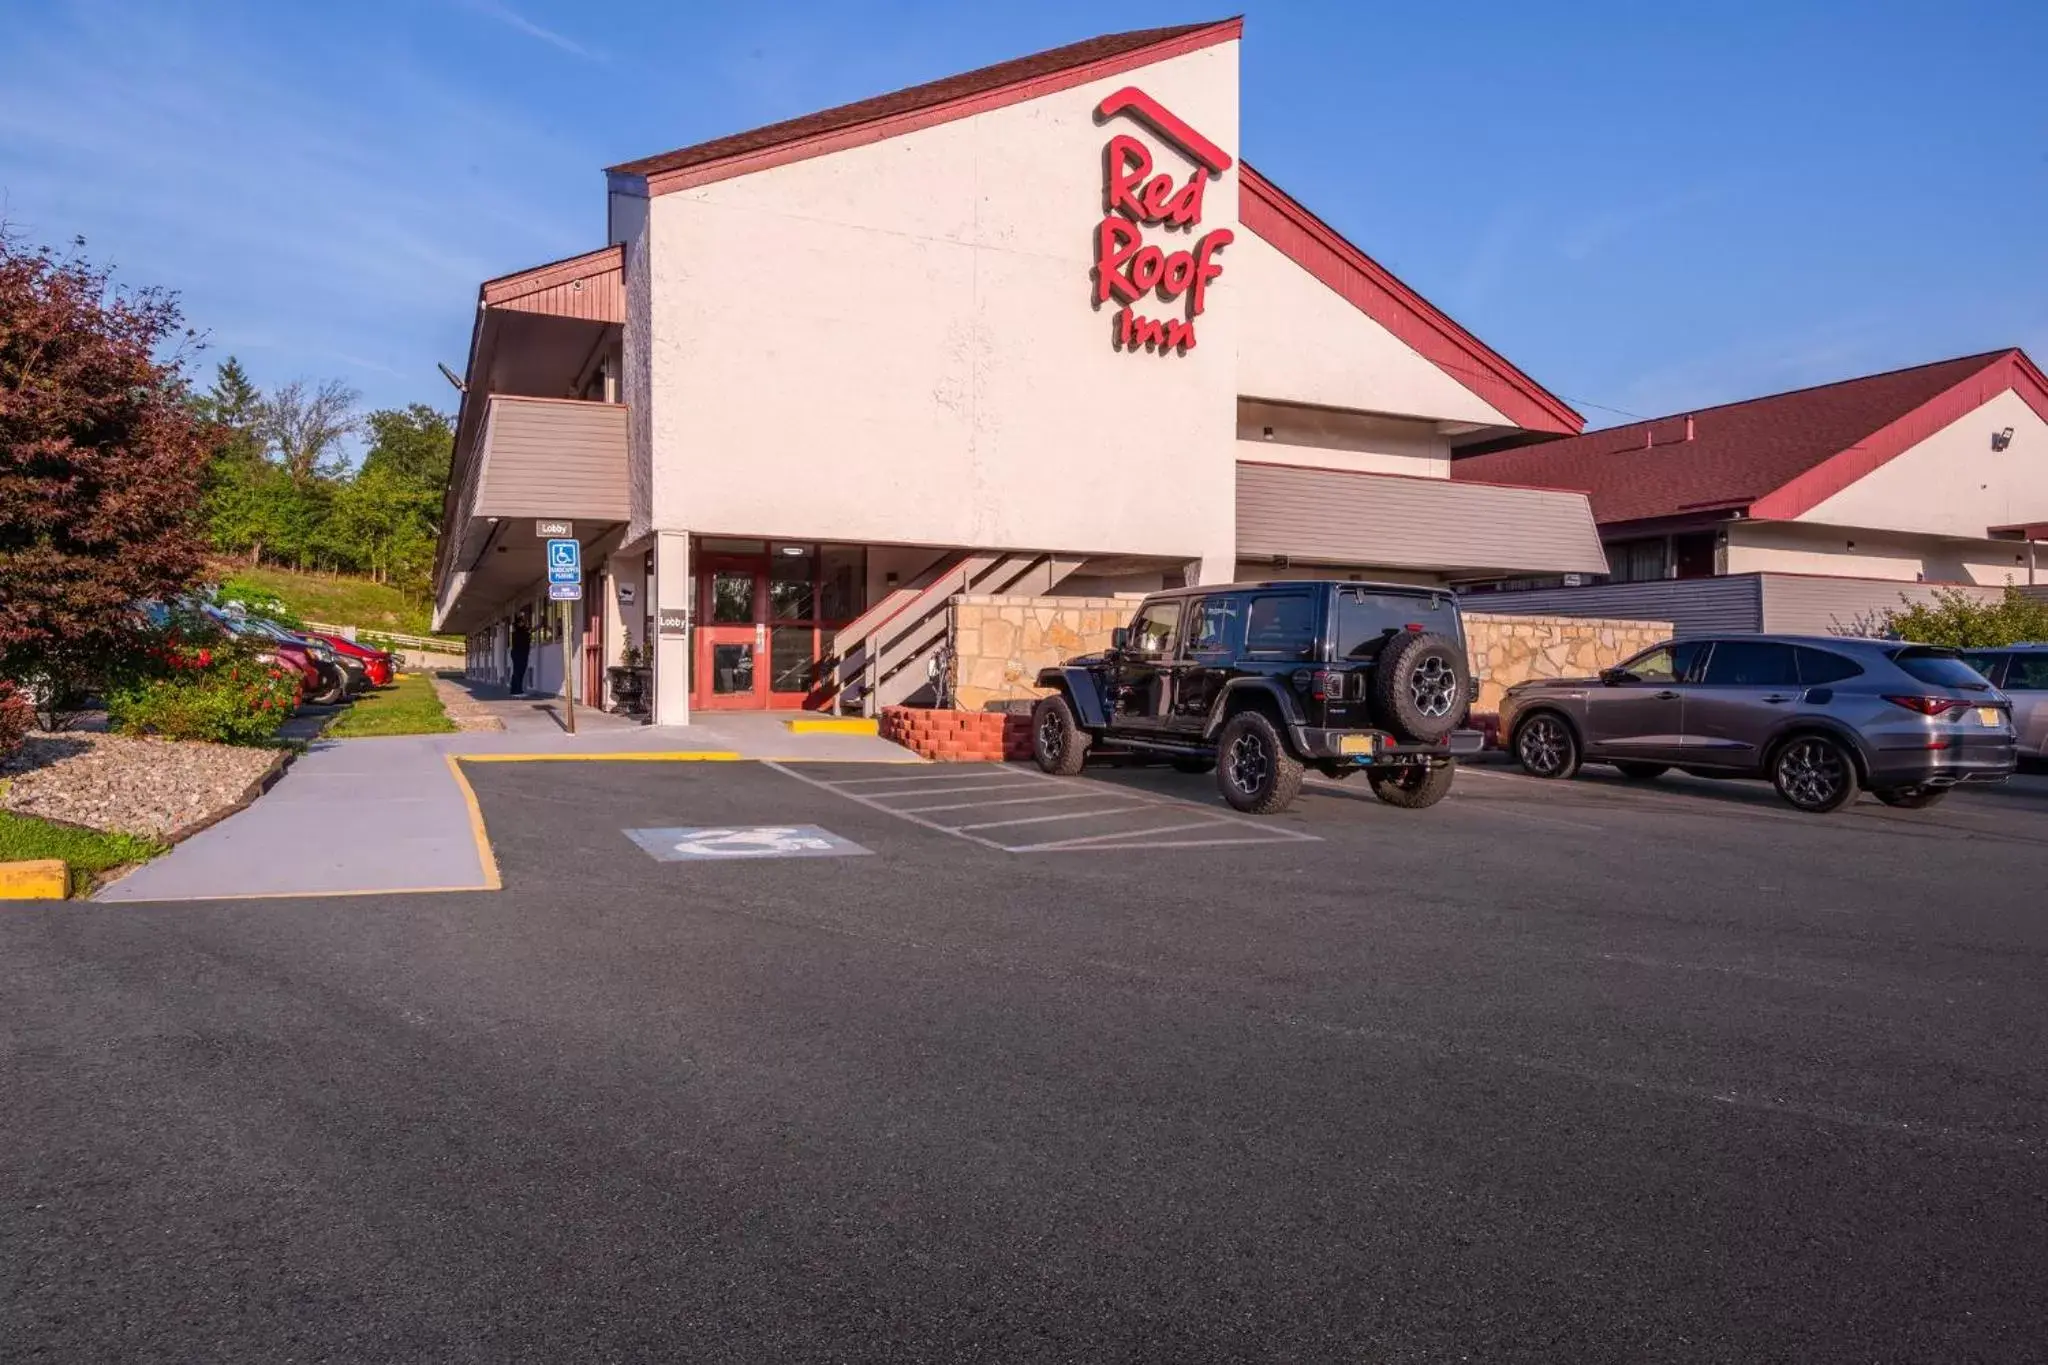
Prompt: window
<box><xmin>2005</xmin><ymin>654</ymin><xmax>2048</xmax><ymax>690</ymax></box>
<box><xmin>1616</xmin><ymin>641</ymin><xmax>1704</xmax><ymax>683</ymax></box>
<box><xmin>1606</xmin><ymin>538</ymin><xmax>1670</xmax><ymax>585</ymax></box>
<box><xmin>1244</xmin><ymin>594</ymin><xmax>1317</xmax><ymax>658</ymax></box>
<box><xmin>1890</xmin><ymin>647</ymin><xmax>1992</xmax><ymax>691</ymax></box>
<box><xmin>1960</xmin><ymin>652</ymin><xmax>2007</xmax><ymax>686</ymax></box>
<box><xmin>1793</xmin><ymin>647</ymin><xmax>1863</xmax><ymax>685</ymax></box>
<box><xmin>1334</xmin><ymin>589</ymin><xmax>1460</xmax><ymax>661</ymax></box>
<box><xmin>1188</xmin><ymin>597</ymin><xmax>1242</xmax><ymax>653</ymax></box>
<box><xmin>1700</xmin><ymin>641</ymin><xmax>1798</xmax><ymax>687</ymax></box>
<box><xmin>1127</xmin><ymin>601</ymin><xmax>1181</xmax><ymax>655</ymax></box>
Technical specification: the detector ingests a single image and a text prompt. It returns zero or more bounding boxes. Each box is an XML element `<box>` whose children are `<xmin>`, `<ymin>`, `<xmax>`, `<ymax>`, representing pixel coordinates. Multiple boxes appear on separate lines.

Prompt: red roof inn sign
<box><xmin>1092</xmin><ymin>87</ymin><xmax>1233</xmax><ymax>355</ymax></box>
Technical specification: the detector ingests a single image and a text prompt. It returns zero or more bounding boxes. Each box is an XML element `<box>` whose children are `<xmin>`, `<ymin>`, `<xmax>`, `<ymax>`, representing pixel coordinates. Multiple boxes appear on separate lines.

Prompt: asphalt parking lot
<box><xmin>5</xmin><ymin>756</ymin><xmax>2046</xmax><ymax>1361</ymax></box>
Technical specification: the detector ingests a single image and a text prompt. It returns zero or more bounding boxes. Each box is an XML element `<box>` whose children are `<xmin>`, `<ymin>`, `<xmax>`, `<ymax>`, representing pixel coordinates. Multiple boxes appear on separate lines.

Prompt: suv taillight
<box><xmin>1310</xmin><ymin>669</ymin><xmax>1342</xmax><ymax>701</ymax></box>
<box><xmin>1884</xmin><ymin>695</ymin><xmax>1972</xmax><ymax>716</ymax></box>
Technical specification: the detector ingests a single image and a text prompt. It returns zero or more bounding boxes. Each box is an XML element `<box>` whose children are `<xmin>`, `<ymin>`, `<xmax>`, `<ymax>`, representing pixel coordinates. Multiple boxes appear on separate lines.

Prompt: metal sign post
<box><xmin>546</xmin><ymin>537</ymin><xmax>584</xmax><ymax>736</ymax></box>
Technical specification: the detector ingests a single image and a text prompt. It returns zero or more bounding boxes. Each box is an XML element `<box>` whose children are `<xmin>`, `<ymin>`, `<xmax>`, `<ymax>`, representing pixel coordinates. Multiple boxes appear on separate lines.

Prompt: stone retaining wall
<box><xmin>946</xmin><ymin>595</ymin><xmax>1672</xmax><ymax>717</ymax></box>
<box><xmin>1463</xmin><ymin>612</ymin><xmax>1672</xmax><ymax>713</ymax></box>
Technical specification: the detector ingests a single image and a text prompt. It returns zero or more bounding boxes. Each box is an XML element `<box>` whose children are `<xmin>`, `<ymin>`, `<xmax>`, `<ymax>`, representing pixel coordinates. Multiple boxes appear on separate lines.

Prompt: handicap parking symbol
<box><xmin>625</xmin><ymin>824</ymin><xmax>871</xmax><ymax>862</ymax></box>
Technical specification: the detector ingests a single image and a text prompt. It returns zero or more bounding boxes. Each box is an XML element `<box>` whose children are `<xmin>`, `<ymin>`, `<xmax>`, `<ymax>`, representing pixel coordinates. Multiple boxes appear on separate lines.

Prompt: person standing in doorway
<box><xmin>508</xmin><ymin>612</ymin><xmax>532</xmax><ymax>697</ymax></box>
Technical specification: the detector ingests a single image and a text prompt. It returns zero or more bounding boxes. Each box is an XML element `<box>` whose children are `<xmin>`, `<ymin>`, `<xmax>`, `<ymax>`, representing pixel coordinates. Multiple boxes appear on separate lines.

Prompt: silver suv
<box><xmin>1958</xmin><ymin>645</ymin><xmax>2048</xmax><ymax>762</ymax></box>
<box><xmin>1500</xmin><ymin>635</ymin><xmax>2017</xmax><ymax>812</ymax></box>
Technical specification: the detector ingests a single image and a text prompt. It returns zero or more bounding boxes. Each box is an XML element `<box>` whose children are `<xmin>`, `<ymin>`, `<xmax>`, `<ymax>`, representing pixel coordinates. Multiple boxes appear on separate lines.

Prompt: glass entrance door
<box><xmin>694</xmin><ymin>559</ymin><xmax>764</xmax><ymax>710</ymax></box>
<box><xmin>692</xmin><ymin>544</ymin><xmax>865</xmax><ymax>711</ymax></box>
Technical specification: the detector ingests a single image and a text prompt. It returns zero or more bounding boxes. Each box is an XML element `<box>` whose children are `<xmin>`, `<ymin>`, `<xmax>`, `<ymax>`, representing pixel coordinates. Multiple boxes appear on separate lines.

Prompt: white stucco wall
<box><xmin>643</xmin><ymin>42</ymin><xmax>1242</xmax><ymax>581</ymax></box>
<box><xmin>1798</xmin><ymin>388</ymin><xmax>2047</xmax><ymax>539</ymax></box>
<box><xmin>614</xmin><ymin>191</ymin><xmax>655</xmax><ymax>546</ymax></box>
<box><xmin>1232</xmin><ymin>232</ymin><xmax>1510</xmax><ymax>428</ymax></box>
<box><xmin>1724</xmin><ymin>520</ymin><xmax>2037</xmax><ymax>586</ymax></box>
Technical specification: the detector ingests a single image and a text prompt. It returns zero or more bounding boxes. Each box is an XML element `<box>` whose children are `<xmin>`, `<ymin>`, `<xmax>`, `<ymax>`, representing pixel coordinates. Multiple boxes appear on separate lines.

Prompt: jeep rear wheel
<box><xmin>1371</xmin><ymin>630</ymin><xmax>1472</xmax><ymax>743</ymax></box>
<box><xmin>1216</xmin><ymin>711</ymin><xmax>1303</xmax><ymax>814</ymax></box>
<box><xmin>1031</xmin><ymin>694</ymin><xmax>1089</xmax><ymax>775</ymax></box>
<box><xmin>1367</xmin><ymin>762</ymin><xmax>1456</xmax><ymax>809</ymax></box>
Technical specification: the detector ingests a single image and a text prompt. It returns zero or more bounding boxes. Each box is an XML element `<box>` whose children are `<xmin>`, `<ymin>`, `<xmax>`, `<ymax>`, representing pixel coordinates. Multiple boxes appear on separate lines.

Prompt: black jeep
<box><xmin>1031</xmin><ymin>580</ymin><xmax>1481</xmax><ymax>814</ymax></box>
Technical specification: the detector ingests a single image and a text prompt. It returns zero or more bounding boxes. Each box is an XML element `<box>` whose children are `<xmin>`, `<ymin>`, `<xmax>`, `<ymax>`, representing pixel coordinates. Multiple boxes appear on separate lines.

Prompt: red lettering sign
<box><xmin>1090</xmin><ymin>87</ymin><xmax>1232</xmax><ymax>355</ymax></box>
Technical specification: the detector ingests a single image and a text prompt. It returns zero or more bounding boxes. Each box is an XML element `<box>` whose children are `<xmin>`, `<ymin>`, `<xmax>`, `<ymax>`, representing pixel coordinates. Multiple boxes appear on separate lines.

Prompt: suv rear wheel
<box><xmin>1367</xmin><ymin>762</ymin><xmax>1455</xmax><ymax>809</ymax></box>
<box><xmin>1216</xmin><ymin>711</ymin><xmax>1304</xmax><ymax>814</ymax></box>
<box><xmin>1030</xmin><ymin>693</ymin><xmax>1089</xmax><ymax>775</ymax></box>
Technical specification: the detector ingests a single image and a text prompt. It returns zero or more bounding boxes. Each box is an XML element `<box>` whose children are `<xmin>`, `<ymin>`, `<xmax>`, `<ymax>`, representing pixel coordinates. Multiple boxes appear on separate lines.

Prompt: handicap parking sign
<box><xmin>546</xmin><ymin>537</ymin><xmax>581</xmax><ymax>584</ymax></box>
<box><xmin>624</xmin><ymin>825</ymin><xmax>872</xmax><ymax>862</ymax></box>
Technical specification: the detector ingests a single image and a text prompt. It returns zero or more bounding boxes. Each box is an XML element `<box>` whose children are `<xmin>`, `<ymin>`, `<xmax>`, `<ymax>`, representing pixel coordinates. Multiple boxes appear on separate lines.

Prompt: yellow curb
<box><xmin>0</xmin><ymin>859</ymin><xmax>69</xmax><ymax>900</ymax></box>
<box><xmin>442</xmin><ymin>754</ymin><xmax>503</xmax><ymax>892</ymax></box>
<box><xmin>783</xmin><ymin>716</ymin><xmax>880</xmax><ymax>736</ymax></box>
<box><xmin>456</xmin><ymin>751</ymin><xmax>745</xmax><ymax>763</ymax></box>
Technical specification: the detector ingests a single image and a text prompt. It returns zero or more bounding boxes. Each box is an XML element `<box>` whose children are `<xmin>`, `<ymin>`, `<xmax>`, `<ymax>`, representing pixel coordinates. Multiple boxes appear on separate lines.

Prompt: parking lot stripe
<box><xmin>830</xmin><ymin>772</ymin><xmax>1022</xmax><ymax>789</ymax></box>
<box><xmin>762</xmin><ymin>762</ymin><xmax>1016</xmax><ymax>852</ymax></box>
<box><xmin>896</xmin><ymin>788</ymin><xmax>1119</xmax><ymax>814</ymax></box>
<box><xmin>1013</xmin><ymin>818</ymin><xmax>1241</xmax><ymax>851</ymax></box>
<box><xmin>866</xmin><ymin>781</ymin><xmax>1055</xmax><ymax>800</ymax></box>
<box><xmin>954</xmin><ymin>806</ymin><xmax>1166</xmax><ymax>831</ymax></box>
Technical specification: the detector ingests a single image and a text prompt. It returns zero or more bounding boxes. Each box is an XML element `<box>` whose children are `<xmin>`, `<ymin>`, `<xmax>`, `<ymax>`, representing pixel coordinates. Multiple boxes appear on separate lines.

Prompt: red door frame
<box><xmin>690</xmin><ymin>548</ymin><xmax>852</xmax><ymax>711</ymax></box>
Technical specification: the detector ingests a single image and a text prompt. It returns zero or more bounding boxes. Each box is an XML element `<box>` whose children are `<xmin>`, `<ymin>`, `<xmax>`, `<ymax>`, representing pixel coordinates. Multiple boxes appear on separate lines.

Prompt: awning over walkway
<box><xmin>434</xmin><ymin>395</ymin><xmax>629</xmax><ymax>634</ymax></box>
<box><xmin>1235</xmin><ymin>460</ymin><xmax>1607</xmax><ymax>580</ymax></box>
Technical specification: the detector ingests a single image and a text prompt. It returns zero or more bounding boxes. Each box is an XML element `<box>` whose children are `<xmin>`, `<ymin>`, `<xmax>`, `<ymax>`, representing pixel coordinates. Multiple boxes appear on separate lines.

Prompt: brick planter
<box><xmin>879</xmin><ymin>706</ymin><xmax>1034</xmax><ymax>763</ymax></box>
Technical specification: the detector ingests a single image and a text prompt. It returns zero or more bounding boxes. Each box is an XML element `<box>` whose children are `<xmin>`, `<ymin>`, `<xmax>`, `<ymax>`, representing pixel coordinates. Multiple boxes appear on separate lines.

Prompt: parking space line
<box><xmin>897</xmin><ymin>788</ymin><xmax>1126</xmax><ymax>814</ymax></box>
<box><xmin>771</xmin><ymin>761</ymin><xmax>1319</xmax><ymax>854</ymax></box>
<box><xmin>955</xmin><ymin>806</ymin><xmax>1165</xmax><ymax>831</ymax></box>
<box><xmin>763</xmin><ymin>761</ymin><xmax>1018</xmax><ymax>851</ymax></box>
<box><xmin>867</xmin><ymin>781</ymin><xmax>1056</xmax><ymax>800</ymax></box>
<box><xmin>1014</xmin><ymin>818</ymin><xmax>1241</xmax><ymax>851</ymax></box>
<box><xmin>830</xmin><ymin>771</ymin><xmax>1022</xmax><ymax>789</ymax></box>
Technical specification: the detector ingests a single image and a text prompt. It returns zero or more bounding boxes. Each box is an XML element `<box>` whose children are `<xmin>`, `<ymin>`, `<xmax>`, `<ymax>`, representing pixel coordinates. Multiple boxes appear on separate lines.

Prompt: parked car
<box><xmin>1500</xmin><ymin>635</ymin><xmax>2017</xmax><ymax>812</ymax></box>
<box><xmin>208</xmin><ymin>610</ymin><xmax>356</xmax><ymax>704</ymax></box>
<box><xmin>301</xmin><ymin>631</ymin><xmax>394</xmax><ymax>687</ymax></box>
<box><xmin>1958</xmin><ymin>644</ymin><xmax>2048</xmax><ymax>763</ymax></box>
<box><xmin>1032</xmin><ymin>580</ymin><xmax>1482</xmax><ymax>813</ymax></box>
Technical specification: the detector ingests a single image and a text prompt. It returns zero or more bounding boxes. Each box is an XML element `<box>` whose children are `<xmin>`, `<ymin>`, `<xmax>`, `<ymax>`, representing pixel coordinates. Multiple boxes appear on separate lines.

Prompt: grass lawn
<box><xmin>0</xmin><ymin>809</ymin><xmax>165</xmax><ymax>896</ymax></box>
<box><xmin>214</xmin><ymin>563</ymin><xmax>462</xmax><ymax>647</ymax></box>
<box><xmin>324</xmin><ymin>673</ymin><xmax>459</xmax><ymax>738</ymax></box>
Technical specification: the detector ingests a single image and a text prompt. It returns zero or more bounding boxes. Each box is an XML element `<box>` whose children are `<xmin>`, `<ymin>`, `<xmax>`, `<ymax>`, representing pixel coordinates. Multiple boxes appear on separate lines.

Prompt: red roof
<box><xmin>1451</xmin><ymin>349</ymin><xmax>2048</xmax><ymax>526</ymax></box>
<box><xmin>1240</xmin><ymin>167</ymin><xmax>1582</xmax><ymax>436</ymax></box>
<box><xmin>608</xmin><ymin>21</ymin><xmax>1241</xmax><ymax>191</ymax></box>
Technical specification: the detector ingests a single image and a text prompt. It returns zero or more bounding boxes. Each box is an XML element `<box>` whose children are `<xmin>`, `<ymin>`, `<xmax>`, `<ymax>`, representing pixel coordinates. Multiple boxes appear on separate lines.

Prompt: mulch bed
<box><xmin>1</xmin><ymin>730</ymin><xmax>284</xmax><ymax>842</ymax></box>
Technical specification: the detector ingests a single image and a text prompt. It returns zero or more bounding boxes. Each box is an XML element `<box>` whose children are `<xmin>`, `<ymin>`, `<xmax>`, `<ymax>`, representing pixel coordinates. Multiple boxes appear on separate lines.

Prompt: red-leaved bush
<box><xmin>0</xmin><ymin>233</ymin><xmax>213</xmax><ymax>709</ymax></box>
<box><xmin>0</xmin><ymin>679</ymin><xmax>31</xmax><ymax>756</ymax></box>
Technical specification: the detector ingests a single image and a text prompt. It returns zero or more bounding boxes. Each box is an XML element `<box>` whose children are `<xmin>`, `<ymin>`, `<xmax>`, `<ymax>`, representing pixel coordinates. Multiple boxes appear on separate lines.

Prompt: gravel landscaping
<box><xmin>1</xmin><ymin>730</ymin><xmax>282</xmax><ymax>841</ymax></box>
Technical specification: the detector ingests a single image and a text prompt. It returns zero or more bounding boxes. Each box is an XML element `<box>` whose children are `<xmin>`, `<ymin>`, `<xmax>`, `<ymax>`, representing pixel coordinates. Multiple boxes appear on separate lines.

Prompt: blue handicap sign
<box><xmin>546</xmin><ymin>538</ymin><xmax>581</xmax><ymax>584</ymax></box>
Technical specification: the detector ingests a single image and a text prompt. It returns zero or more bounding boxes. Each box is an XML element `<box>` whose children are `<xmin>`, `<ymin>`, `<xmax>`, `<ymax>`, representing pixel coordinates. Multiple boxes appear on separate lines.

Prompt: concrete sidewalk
<box><xmin>97</xmin><ymin>713</ymin><xmax>921</xmax><ymax>902</ymax></box>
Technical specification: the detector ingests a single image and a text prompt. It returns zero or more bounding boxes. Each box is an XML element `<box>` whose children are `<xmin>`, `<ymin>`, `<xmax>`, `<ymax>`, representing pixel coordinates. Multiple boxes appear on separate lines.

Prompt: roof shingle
<box><xmin>607</xmin><ymin>21</ymin><xmax>1235</xmax><ymax>181</ymax></box>
<box><xmin>1450</xmin><ymin>351</ymin><xmax>2018</xmax><ymax>525</ymax></box>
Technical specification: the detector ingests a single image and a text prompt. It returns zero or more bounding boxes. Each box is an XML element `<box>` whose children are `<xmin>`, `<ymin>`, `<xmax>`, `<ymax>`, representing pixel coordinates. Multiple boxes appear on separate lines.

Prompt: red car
<box><xmin>302</xmin><ymin>632</ymin><xmax>394</xmax><ymax>687</ymax></box>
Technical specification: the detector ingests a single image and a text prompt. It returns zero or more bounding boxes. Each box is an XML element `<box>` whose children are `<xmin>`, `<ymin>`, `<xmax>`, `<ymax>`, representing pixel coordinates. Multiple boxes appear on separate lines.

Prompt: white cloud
<box><xmin>454</xmin><ymin>0</ymin><xmax>603</xmax><ymax>62</ymax></box>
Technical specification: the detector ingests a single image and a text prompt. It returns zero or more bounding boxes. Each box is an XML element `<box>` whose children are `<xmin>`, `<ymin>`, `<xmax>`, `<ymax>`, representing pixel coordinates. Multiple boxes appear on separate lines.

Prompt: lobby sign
<box><xmin>1091</xmin><ymin>87</ymin><xmax>1234</xmax><ymax>355</ymax></box>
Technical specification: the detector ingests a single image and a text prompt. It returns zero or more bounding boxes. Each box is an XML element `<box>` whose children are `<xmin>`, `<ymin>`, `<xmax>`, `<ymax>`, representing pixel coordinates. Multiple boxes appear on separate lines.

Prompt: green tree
<box><xmin>1878</xmin><ymin>585</ymin><xmax>2048</xmax><ymax>647</ymax></box>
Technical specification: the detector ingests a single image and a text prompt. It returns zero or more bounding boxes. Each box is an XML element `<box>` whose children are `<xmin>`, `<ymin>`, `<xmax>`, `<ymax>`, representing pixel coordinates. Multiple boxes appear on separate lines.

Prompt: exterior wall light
<box><xmin>1992</xmin><ymin>427</ymin><xmax>2014</xmax><ymax>452</ymax></box>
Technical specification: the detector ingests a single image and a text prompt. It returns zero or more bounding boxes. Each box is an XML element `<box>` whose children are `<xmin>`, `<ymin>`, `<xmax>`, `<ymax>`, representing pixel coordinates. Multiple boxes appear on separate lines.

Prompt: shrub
<box><xmin>1</xmin><ymin>235</ymin><xmax>212</xmax><ymax>714</ymax></box>
<box><xmin>214</xmin><ymin>578</ymin><xmax>304</xmax><ymax>629</ymax></box>
<box><xmin>0</xmin><ymin>679</ymin><xmax>32</xmax><ymax>756</ymax></box>
<box><xmin>1878</xmin><ymin>585</ymin><xmax>2048</xmax><ymax>649</ymax></box>
<box><xmin>105</xmin><ymin>624</ymin><xmax>300</xmax><ymax>746</ymax></box>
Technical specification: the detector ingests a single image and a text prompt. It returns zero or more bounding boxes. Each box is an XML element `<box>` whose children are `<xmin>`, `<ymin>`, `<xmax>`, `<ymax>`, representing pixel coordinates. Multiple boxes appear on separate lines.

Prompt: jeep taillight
<box><xmin>1310</xmin><ymin>669</ymin><xmax>1342</xmax><ymax>701</ymax></box>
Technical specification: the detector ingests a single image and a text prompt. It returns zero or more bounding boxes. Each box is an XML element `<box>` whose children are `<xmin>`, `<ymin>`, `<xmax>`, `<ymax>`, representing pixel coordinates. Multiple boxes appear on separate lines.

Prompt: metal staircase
<box><xmin>825</xmin><ymin>551</ymin><xmax>1083</xmax><ymax>715</ymax></box>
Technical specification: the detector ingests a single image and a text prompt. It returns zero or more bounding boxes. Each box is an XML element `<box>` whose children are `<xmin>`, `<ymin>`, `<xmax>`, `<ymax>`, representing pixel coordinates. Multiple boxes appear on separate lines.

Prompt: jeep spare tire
<box><xmin>1370</xmin><ymin>630</ymin><xmax>1471</xmax><ymax>743</ymax></box>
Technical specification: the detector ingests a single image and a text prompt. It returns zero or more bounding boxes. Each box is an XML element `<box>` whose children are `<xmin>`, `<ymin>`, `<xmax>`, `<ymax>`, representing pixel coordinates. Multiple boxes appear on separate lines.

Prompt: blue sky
<box><xmin>2</xmin><ymin>0</ymin><xmax>2043</xmax><ymax>435</ymax></box>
